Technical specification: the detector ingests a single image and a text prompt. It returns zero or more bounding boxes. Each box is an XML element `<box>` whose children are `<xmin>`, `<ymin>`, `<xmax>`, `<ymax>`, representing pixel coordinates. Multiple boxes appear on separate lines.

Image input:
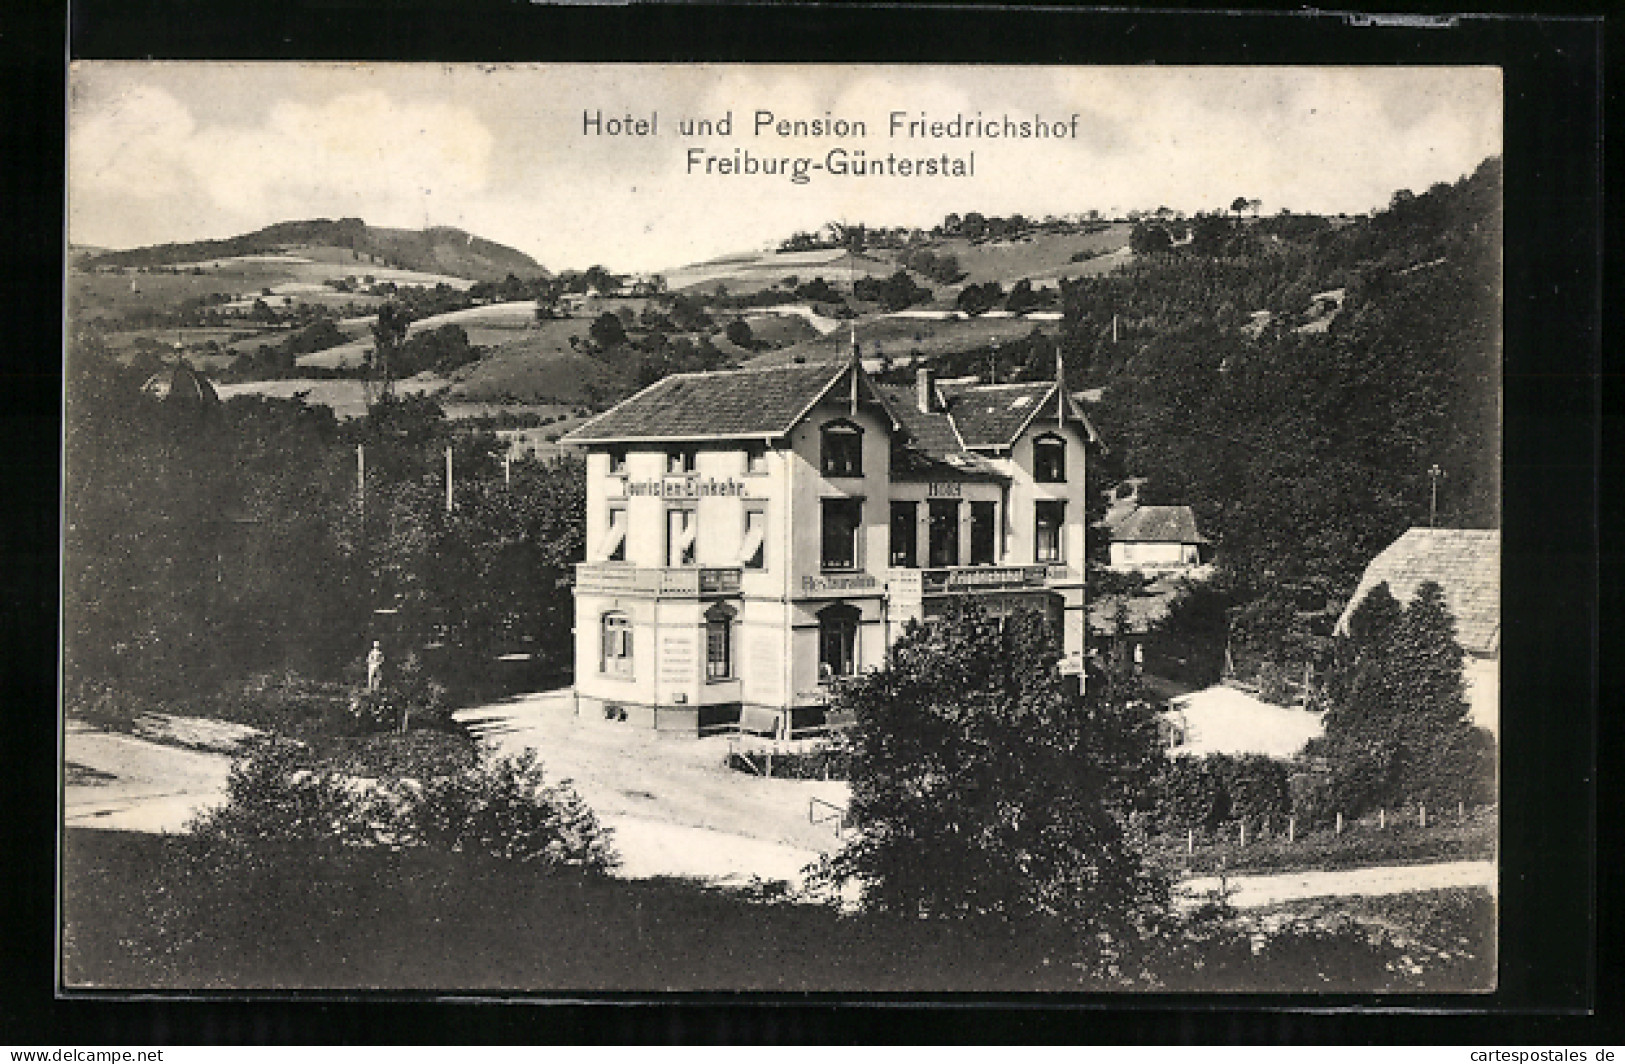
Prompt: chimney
<box><xmin>916</xmin><ymin>366</ymin><xmax>936</xmax><ymax>413</ymax></box>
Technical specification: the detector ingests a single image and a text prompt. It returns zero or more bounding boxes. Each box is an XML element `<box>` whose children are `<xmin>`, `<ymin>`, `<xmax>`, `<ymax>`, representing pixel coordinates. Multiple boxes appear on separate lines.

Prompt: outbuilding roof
<box><xmin>1335</xmin><ymin>527</ymin><xmax>1500</xmax><ymax>656</ymax></box>
<box><xmin>1110</xmin><ymin>505</ymin><xmax>1208</xmax><ymax>544</ymax></box>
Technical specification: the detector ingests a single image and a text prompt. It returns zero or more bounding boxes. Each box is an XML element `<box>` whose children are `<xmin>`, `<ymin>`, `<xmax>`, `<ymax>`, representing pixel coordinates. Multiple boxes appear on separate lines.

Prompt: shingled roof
<box><xmin>938</xmin><ymin>381</ymin><xmax>1093</xmax><ymax>450</ymax></box>
<box><xmin>1336</xmin><ymin>528</ymin><xmax>1500</xmax><ymax>656</ymax></box>
<box><xmin>562</xmin><ymin>361</ymin><xmax>863</xmax><ymax>443</ymax></box>
<box><xmin>1111</xmin><ymin>505</ymin><xmax>1209</xmax><ymax>544</ymax></box>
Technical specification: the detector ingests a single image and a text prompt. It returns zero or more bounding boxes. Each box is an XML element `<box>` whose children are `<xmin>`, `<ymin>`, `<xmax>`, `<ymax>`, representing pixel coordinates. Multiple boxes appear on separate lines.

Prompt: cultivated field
<box><xmin>748</xmin><ymin>312</ymin><xmax>1059</xmax><ymax>368</ymax></box>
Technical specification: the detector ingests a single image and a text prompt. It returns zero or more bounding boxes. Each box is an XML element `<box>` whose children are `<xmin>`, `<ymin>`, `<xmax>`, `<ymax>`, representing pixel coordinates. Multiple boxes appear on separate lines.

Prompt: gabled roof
<box><xmin>874</xmin><ymin>383</ymin><xmax>963</xmax><ymax>459</ymax></box>
<box><xmin>562</xmin><ymin>361</ymin><xmax>884</xmax><ymax>444</ymax></box>
<box><xmin>938</xmin><ymin>381</ymin><xmax>1105</xmax><ymax>451</ymax></box>
<box><xmin>1336</xmin><ymin>528</ymin><xmax>1500</xmax><ymax>656</ymax></box>
<box><xmin>1111</xmin><ymin>505</ymin><xmax>1208</xmax><ymax>544</ymax></box>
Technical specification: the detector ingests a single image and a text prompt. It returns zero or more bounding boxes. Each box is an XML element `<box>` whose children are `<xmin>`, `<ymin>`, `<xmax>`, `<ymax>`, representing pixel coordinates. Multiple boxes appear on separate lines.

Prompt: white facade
<box><xmin>567</xmin><ymin>361</ymin><xmax>1097</xmax><ymax>736</ymax></box>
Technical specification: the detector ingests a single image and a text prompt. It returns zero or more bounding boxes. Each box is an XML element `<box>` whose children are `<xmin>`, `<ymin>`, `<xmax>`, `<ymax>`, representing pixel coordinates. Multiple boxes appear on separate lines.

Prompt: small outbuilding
<box><xmin>1105</xmin><ymin>504</ymin><xmax>1210</xmax><ymax>573</ymax></box>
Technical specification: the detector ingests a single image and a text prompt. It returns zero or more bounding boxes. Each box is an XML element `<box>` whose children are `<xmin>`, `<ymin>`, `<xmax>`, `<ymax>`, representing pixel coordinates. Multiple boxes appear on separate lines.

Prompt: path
<box><xmin>1179</xmin><ymin>860</ymin><xmax>1496</xmax><ymax>910</ymax></box>
<box><xmin>64</xmin><ymin>720</ymin><xmax>234</xmax><ymax>833</ymax></box>
<box><xmin>63</xmin><ymin>693</ymin><xmax>1492</xmax><ymax>905</ymax></box>
<box><xmin>456</xmin><ymin>691</ymin><xmax>843</xmax><ymax>888</ymax></box>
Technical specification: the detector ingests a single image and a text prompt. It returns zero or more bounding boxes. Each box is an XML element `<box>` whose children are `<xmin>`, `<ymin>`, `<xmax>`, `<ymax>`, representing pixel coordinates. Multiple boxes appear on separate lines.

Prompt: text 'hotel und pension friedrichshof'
<box><xmin>583</xmin><ymin>108</ymin><xmax>1086</xmax><ymax>184</ymax></box>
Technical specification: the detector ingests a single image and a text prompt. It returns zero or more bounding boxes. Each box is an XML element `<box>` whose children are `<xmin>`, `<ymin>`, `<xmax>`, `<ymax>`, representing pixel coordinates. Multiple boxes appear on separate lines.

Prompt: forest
<box><xmin>1071</xmin><ymin>159</ymin><xmax>1499</xmax><ymax>670</ymax></box>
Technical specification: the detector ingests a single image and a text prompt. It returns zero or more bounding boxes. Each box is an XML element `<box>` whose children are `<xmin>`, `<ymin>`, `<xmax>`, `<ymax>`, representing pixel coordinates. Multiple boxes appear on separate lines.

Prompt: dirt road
<box><xmin>63</xmin><ymin>693</ymin><xmax>1495</xmax><ymax>905</ymax></box>
<box><xmin>456</xmin><ymin>691</ymin><xmax>845</xmax><ymax>887</ymax></box>
<box><xmin>1179</xmin><ymin>860</ymin><xmax>1496</xmax><ymax>909</ymax></box>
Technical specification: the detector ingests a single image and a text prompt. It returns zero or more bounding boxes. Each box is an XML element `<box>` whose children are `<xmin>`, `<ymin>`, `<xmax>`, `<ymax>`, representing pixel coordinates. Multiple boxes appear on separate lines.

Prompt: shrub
<box><xmin>1153</xmin><ymin>756</ymin><xmax>1227</xmax><ymax>831</ymax></box>
<box><xmin>187</xmin><ymin>738</ymin><xmax>383</xmax><ymax>854</ymax></box>
<box><xmin>1151</xmin><ymin>754</ymin><xmax>1292</xmax><ymax>833</ymax></box>
<box><xmin>397</xmin><ymin>748</ymin><xmax>617</xmax><ymax>871</ymax></box>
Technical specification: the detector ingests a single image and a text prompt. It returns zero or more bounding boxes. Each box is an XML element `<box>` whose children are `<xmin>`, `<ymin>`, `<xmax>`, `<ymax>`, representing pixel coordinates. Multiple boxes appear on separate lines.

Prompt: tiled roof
<box><xmin>562</xmin><ymin>362</ymin><xmax>852</xmax><ymax>443</ymax></box>
<box><xmin>1111</xmin><ymin>505</ymin><xmax>1208</xmax><ymax>544</ymax></box>
<box><xmin>1336</xmin><ymin>528</ymin><xmax>1500</xmax><ymax>656</ymax></box>
<box><xmin>938</xmin><ymin>381</ymin><xmax>1058</xmax><ymax>449</ymax></box>
<box><xmin>874</xmin><ymin>384</ymin><xmax>962</xmax><ymax>457</ymax></box>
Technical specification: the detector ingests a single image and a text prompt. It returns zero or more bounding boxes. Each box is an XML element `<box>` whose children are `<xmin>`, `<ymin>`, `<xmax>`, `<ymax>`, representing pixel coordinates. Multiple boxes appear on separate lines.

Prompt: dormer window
<box><xmin>1034</xmin><ymin>433</ymin><xmax>1067</xmax><ymax>483</ymax></box>
<box><xmin>820</xmin><ymin>421</ymin><xmax>863</xmax><ymax>478</ymax></box>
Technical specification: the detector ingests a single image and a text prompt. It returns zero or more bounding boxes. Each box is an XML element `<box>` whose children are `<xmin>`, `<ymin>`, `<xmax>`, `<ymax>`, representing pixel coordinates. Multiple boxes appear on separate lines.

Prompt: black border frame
<box><xmin>3</xmin><ymin>0</ymin><xmax>1608</xmax><ymax>1044</ymax></box>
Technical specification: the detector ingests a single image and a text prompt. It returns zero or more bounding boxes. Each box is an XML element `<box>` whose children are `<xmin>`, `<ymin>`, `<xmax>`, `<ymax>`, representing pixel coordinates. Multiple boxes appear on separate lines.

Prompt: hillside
<box><xmin>1077</xmin><ymin>158</ymin><xmax>1502</xmax><ymax>667</ymax></box>
<box><xmin>82</xmin><ymin>218</ymin><xmax>548</xmax><ymax>283</ymax></box>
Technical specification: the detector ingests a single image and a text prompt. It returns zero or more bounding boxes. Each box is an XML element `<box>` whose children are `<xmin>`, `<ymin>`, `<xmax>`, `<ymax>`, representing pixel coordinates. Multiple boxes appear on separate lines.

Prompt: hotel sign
<box><xmin>923</xmin><ymin>565</ymin><xmax>1050</xmax><ymax>594</ymax></box>
<box><xmin>616</xmin><ymin>476</ymin><xmax>750</xmax><ymax>499</ymax></box>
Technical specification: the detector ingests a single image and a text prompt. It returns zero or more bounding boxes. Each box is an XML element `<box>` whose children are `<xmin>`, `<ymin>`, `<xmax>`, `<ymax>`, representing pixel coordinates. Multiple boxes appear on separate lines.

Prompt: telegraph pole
<box><xmin>445</xmin><ymin>444</ymin><xmax>454</xmax><ymax>514</ymax></box>
<box><xmin>1427</xmin><ymin>463</ymin><xmax>1444</xmax><ymax>527</ymax></box>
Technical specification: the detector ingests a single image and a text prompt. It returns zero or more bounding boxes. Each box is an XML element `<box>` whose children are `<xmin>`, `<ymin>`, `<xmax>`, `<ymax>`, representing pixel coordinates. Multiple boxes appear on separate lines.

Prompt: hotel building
<box><xmin>561</xmin><ymin>356</ymin><xmax>1103</xmax><ymax>736</ymax></box>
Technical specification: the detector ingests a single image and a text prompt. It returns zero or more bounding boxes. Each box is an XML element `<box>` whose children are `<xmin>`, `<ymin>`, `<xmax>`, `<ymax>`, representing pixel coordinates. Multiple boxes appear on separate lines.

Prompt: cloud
<box><xmin>71</xmin><ymin>82</ymin><xmax>494</xmax><ymax>247</ymax></box>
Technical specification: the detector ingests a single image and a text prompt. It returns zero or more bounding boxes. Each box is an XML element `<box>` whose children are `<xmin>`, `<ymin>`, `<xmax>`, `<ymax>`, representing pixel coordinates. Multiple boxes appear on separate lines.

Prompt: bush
<box><xmin>186</xmin><ymin>742</ymin><xmax>616</xmax><ymax>874</ymax></box>
<box><xmin>187</xmin><ymin>738</ymin><xmax>383</xmax><ymax>854</ymax></box>
<box><xmin>1151</xmin><ymin>754</ymin><xmax>1292</xmax><ymax>833</ymax></box>
<box><xmin>397</xmin><ymin>748</ymin><xmax>617</xmax><ymax>871</ymax></box>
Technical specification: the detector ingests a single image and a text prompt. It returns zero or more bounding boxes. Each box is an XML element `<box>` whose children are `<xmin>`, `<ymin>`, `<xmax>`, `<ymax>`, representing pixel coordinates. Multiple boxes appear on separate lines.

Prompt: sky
<box><xmin>68</xmin><ymin>63</ymin><xmax>1501</xmax><ymax>274</ymax></box>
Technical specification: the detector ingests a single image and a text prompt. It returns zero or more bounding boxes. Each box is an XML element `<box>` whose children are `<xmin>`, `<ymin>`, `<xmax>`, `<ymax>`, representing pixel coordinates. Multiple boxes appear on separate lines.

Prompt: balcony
<box><xmin>574</xmin><ymin>563</ymin><xmax>742</xmax><ymax>598</ymax></box>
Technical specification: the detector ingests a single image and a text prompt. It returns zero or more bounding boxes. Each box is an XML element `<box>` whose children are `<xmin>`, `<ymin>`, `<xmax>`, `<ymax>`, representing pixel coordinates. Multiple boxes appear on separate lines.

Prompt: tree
<box><xmin>1129</xmin><ymin>223</ymin><xmax>1173</xmax><ymax>256</ymax></box>
<box><xmin>814</xmin><ymin>603</ymin><xmax>1168</xmax><ymax>944</ymax></box>
<box><xmin>588</xmin><ymin>311</ymin><xmax>627</xmax><ymax>349</ymax></box>
<box><xmin>369</xmin><ymin>302</ymin><xmax>412</xmax><ymax>387</ymax></box>
<box><xmin>1230</xmin><ymin>196</ymin><xmax>1250</xmax><ymax>220</ymax></box>
<box><xmin>724</xmin><ymin>319</ymin><xmax>754</xmax><ymax>348</ymax></box>
<box><xmin>1308</xmin><ymin>581</ymin><xmax>1494</xmax><ymax>813</ymax></box>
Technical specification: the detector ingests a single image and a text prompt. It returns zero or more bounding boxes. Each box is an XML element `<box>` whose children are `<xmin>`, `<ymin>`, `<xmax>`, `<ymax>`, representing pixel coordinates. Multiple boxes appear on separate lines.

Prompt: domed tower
<box><xmin>141</xmin><ymin>358</ymin><xmax>220</xmax><ymax>408</ymax></box>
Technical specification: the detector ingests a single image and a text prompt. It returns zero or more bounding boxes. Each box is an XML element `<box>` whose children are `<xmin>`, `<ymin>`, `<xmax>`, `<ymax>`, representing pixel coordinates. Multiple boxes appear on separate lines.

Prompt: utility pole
<box><xmin>445</xmin><ymin>444</ymin><xmax>454</xmax><ymax>514</ymax></box>
<box><xmin>1427</xmin><ymin>463</ymin><xmax>1445</xmax><ymax>527</ymax></box>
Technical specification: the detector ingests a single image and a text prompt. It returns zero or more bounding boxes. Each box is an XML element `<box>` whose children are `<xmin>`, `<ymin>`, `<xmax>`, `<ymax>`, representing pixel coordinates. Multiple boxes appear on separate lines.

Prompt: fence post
<box><xmin>1419</xmin><ymin>803</ymin><xmax>1427</xmax><ymax>829</ymax></box>
<box><xmin>1186</xmin><ymin>827</ymin><xmax>1194</xmax><ymax>855</ymax></box>
<box><xmin>1335</xmin><ymin>811</ymin><xmax>1343</xmax><ymax>836</ymax></box>
<box><xmin>1239</xmin><ymin>821</ymin><xmax>1246</xmax><ymax>847</ymax></box>
<box><xmin>1378</xmin><ymin>808</ymin><xmax>1385</xmax><ymax>830</ymax></box>
<box><xmin>765</xmin><ymin>750</ymin><xmax>773</xmax><ymax>778</ymax></box>
<box><xmin>1458</xmin><ymin>800</ymin><xmax>1466</xmax><ymax>820</ymax></box>
<box><xmin>1288</xmin><ymin>816</ymin><xmax>1295</xmax><ymax>844</ymax></box>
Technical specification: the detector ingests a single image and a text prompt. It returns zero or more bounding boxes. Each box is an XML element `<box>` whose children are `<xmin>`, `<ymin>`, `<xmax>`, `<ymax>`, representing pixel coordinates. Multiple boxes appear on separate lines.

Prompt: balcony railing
<box><xmin>574</xmin><ymin>563</ymin><xmax>741</xmax><ymax>598</ymax></box>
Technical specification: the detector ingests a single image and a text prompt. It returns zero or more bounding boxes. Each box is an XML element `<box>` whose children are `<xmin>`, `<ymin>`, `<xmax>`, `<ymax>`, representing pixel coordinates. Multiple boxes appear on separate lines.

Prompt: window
<box><xmin>820</xmin><ymin>421</ymin><xmax>863</xmax><ymax>478</ymax></box>
<box><xmin>1036</xmin><ymin>500</ymin><xmax>1066</xmax><ymax>563</ymax></box>
<box><xmin>601</xmin><ymin>613</ymin><xmax>633</xmax><ymax>677</ymax></box>
<box><xmin>667</xmin><ymin>508</ymin><xmax>697</xmax><ymax>567</ymax></box>
<box><xmin>740</xmin><ymin>508</ymin><xmax>767</xmax><ymax>569</ymax></box>
<box><xmin>599</xmin><ymin>506</ymin><xmax>628</xmax><ymax>562</ymax></box>
<box><xmin>818</xmin><ymin>604</ymin><xmax>860</xmax><ymax>683</ymax></box>
<box><xmin>608</xmin><ymin>449</ymin><xmax>627</xmax><ymax>475</ymax></box>
<box><xmin>928</xmin><ymin>499</ymin><xmax>960</xmax><ymax>568</ymax></box>
<box><xmin>705</xmin><ymin>603</ymin><xmax>735</xmax><ymax>681</ymax></box>
<box><xmin>668</xmin><ymin>448</ymin><xmax>697</xmax><ymax>474</ymax></box>
<box><xmin>889</xmin><ymin>501</ymin><xmax>918</xmax><ymax>568</ymax></box>
<box><xmin>746</xmin><ymin>442</ymin><xmax>769</xmax><ymax>474</ymax></box>
<box><xmin>821</xmin><ymin>498</ymin><xmax>863</xmax><ymax>570</ymax></box>
<box><xmin>970</xmin><ymin>501</ymin><xmax>997</xmax><ymax>565</ymax></box>
<box><xmin>1034</xmin><ymin>434</ymin><xmax>1067</xmax><ymax>483</ymax></box>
